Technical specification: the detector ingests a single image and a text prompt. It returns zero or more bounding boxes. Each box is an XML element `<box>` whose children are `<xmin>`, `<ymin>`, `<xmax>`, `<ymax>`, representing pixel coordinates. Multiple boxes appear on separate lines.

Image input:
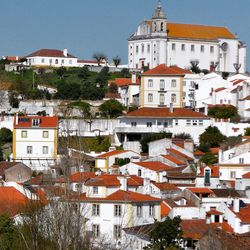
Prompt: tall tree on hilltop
<box><xmin>93</xmin><ymin>53</ymin><xmax>107</xmax><ymax>66</ymax></box>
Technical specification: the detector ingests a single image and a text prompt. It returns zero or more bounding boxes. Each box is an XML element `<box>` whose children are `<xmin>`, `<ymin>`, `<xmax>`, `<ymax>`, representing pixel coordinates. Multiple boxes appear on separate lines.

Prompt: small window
<box><xmin>148</xmin><ymin>93</ymin><xmax>153</xmax><ymax>102</ymax></box>
<box><xmin>183</xmin><ymin>91</ymin><xmax>186</xmax><ymax>98</ymax></box>
<box><xmin>69</xmin><ymin>60</ymin><xmax>72</xmax><ymax>64</ymax></box>
<box><xmin>182</xmin><ymin>81</ymin><xmax>186</xmax><ymax>86</ymax></box>
<box><xmin>175</xmin><ymin>120</ymin><xmax>178</xmax><ymax>126</ymax></box>
<box><xmin>164</xmin><ymin>122</ymin><xmax>168</xmax><ymax>128</ymax></box>
<box><xmin>92</xmin><ymin>224</ymin><xmax>100</xmax><ymax>238</ymax></box>
<box><xmin>201</xmin><ymin>45</ymin><xmax>204</xmax><ymax>52</ymax></box>
<box><xmin>42</xmin><ymin>146</ymin><xmax>48</xmax><ymax>154</ymax></box>
<box><xmin>147</xmin><ymin>44</ymin><xmax>150</xmax><ymax>53</ymax></box>
<box><xmin>192</xmin><ymin>120</ymin><xmax>198</xmax><ymax>126</ymax></box>
<box><xmin>138</xmin><ymin>169</ymin><xmax>142</xmax><ymax>177</ymax></box>
<box><xmin>239</xmin><ymin>158</ymin><xmax>244</xmax><ymax>164</ymax></box>
<box><xmin>131</xmin><ymin>122</ymin><xmax>137</xmax><ymax>127</ymax></box>
<box><xmin>171</xmin><ymin>94</ymin><xmax>176</xmax><ymax>103</ymax></box>
<box><xmin>199</xmin><ymin>120</ymin><xmax>203</xmax><ymax>126</ymax></box>
<box><xmin>92</xmin><ymin>204</ymin><xmax>100</xmax><ymax>216</ymax></box>
<box><xmin>49</xmin><ymin>59</ymin><xmax>53</xmax><ymax>64</ymax></box>
<box><xmin>172</xmin><ymin>43</ymin><xmax>176</xmax><ymax>50</ymax></box>
<box><xmin>114</xmin><ymin>225</ymin><xmax>122</xmax><ymax>239</ymax></box>
<box><xmin>43</xmin><ymin>131</ymin><xmax>49</xmax><ymax>138</ymax></box>
<box><xmin>41</xmin><ymin>58</ymin><xmax>45</xmax><ymax>63</ymax></box>
<box><xmin>27</xmin><ymin>146</ymin><xmax>32</xmax><ymax>154</ymax></box>
<box><xmin>21</xmin><ymin>131</ymin><xmax>27</xmax><ymax>138</ymax></box>
<box><xmin>210</xmin><ymin>46</ymin><xmax>214</xmax><ymax>53</ymax></box>
<box><xmin>93</xmin><ymin>186</ymin><xmax>98</xmax><ymax>194</ymax></box>
<box><xmin>61</xmin><ymin>59</ymin><xmax>64</xmax><ymax>64</ymax></box>
<box><xmin>55</xmin><ymin>59</ymin><xmax>58</xmax><ymax>64</ymax></box>
<box><xmin>114</xmin><ymin>205</ymin><xmax>122</xmax><ymax>217</ymax></box>
<box><xmin>186</xmin><ymin>120</ymin><xmax>191</xmax><ymax>126</ymax></box>
<box><xmin>32</xmin><ymin>119</ymin><xmax>40</xmax><ymax>127</ymax></box>
<box><xmin>137</xmin><ymin>205</ymin><xmax>143</xmax><ymax>217</ymax></box>
<box><xmin>160</xmin><ymin>80</ymin><xmax>165</xmax><ymax>90</ymax></box>
<box><xmin>136</xmin><ymin>46</ymin><xmax>139</xmax><ymax>53</ymax></box>
<box><xmin>148</xmin><ymin>79</ymin><xmax>153</xmax><ymax>87</ymax></box>
<box><xmin>181</xmin><ymin>44</ymin><xmax>185</xmax><ymax>51</ymax></box>
<box><xmin>147</xmin><ymin>122</ymin><xmax>152</xmax><ymax>127</ymax></box>
<box><xmin>142</xmin><ymin>44</ymin><xmax>144</xmax><ymax>53</ymax></box>
<box><xmin>191</xmin><ymin>45</ymin><xmax>195</xmax><ymax>52</ymax></box>
<box><xmin>149</xmin><ymin>205</ymin><xmax>155</xmax><ymax>217</ymax></box>
<box><xmin>160</xmin><ymin>94</ymin><xmax>164</xmax><ymax>105</ymax></box>
<box><xmin>171</xmin><ymin>79</ymin><xmax>177</xmax><ymax>87</ymax></box>
<box><xmin>230</xmin><ymin>171</ymin><xmax>236</xmax><ymax>179</ymax></box>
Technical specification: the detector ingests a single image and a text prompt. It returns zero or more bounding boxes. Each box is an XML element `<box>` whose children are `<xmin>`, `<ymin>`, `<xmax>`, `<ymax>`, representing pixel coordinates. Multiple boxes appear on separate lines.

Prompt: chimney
<box><xmin>132</xmin><ymin>71</ymin><xmax>136</xmax><ymax>84</ymax></box>
<box><xmin>184</xmin><ymin>139</ymin><xmax>194</xmax><ymax>153</ymax></box>
<box><xmin>170</xmin><ymin>103</ymin><xmax>174</xmax><ymax>113</ymax></box>
<box><xmin>63</xmin><ymin>49</ymin><xmax>68</xmax><ymax>57</ymax></box>
<box><xmin>118</xmin><ymin>176</ymin><xmax>128</xmax><ymax>191</ymax></box>
<box><xmin>233</xmin><ymin>198</ymin><xmax>240</xmax><ymax>213</ymax></box>
<box><xmin>204</xmin><ymin>103</ymin><xmax>208</xmax><ymax>116</ymax></box>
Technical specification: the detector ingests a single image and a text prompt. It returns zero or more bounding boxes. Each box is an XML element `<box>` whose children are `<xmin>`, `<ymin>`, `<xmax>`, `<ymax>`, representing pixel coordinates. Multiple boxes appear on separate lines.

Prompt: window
<box><xmin>49</xmin><ymin>59</ymin><xmax>52</xmax><ymax>65</ymax></box>
<box><xmin>147</xmin><ymin>44</ymin><xmax>150</xmax><ymax>53</ymax></box>
<box><xmin>149</xmin><ymin>205</ymin><xmax>155</xmax><ymax>217</ymax></box>
<box><xmin>160</xmin><ymin>94</ymin><xmax>165</xmax><ymax>105</ymax></box>
<box><xmin>137</xmin><ymin>205</ymin><xmax>143</xmax><ymax>217</ymax></box>
<box><xmin>27</xmin><ymin>146</ymin><xmax>32</xmax><ymax>154</ymax></box>
<box><xmin>43</xmin><ymin>131</ymin><xmax>49</xmax><ymax>138</ymax></box>
<box><xmin>42</xmin><ymin>146</ymin><xmax>48</xmax><ymax>154</ymax></box>
<box><xmin>41</xmin><ymin>58</ymin><xmax>45</xmax><ymax>63</ymax></box>
<box><xmin>160</xmin><ymin>80</ymin><xmax>165</xmax><ymax>90</ymax></box>
<box><xmin>192</xmin><ymin>120</ymin><xmax>198</xmax><ymax>126</ymax></box>
<box><xmin>131</xmin><ymin>122</ymin><xmax>137</xmax><ymax>127</ymax></box>
<box><xmin>172</xmin><ymin>43</ymin><xmax>176</xmax><ymax>50</ymax></box>
<box><xmin>69</xmin><ymin>60</ymin><xmax>72</xmax><ymax>64</ymax></box>
<box><xmin>230</xmin><ymin>171</ymin><xmax>236</xmax><ymax>179</ymax></box>
<box><xmin>201</xmin><ymin>45</ymin><xmax>204</xmax><ymax>52</ymax></box>
<box><xmin>191</xmin><ymin>45</ymin><xmax>195</xmax><ymax>52</ymax></box>
<box><xmin>55</xmin><ymin>59</ymin><xmax>58</xmax><ymax>64</ymax></box>
<box><xmin>175</xmin><ymin>120</ymin><xmax>178</xmax><ymax>126</ymax></box>
<box><xmin>138</xmin><ymin>169</ymin><xmax>142</xmax><ymax>177</ymax></box>
<box><xmin>142</xmin><ymin>44</ymin><xmax>144</xmax><ymax>53</ymax></box>
<box><xmin>148</xmin><ymin>93</ymin><xmax>153</xmax><ymax>102</ymax></box>
<box><xmin>182</xmin><ymin>91</ymin><xmax>186</xmax><ymax>98</ymax></box>
<box><xmin>92</xmin><ymin>224</ymin><xmax>100</xmax><ymax>237</ymax></box>
<box><xmin>181</xmin><ymin>44</ymin><xmax>185</xmax><ymax>51</ymax></box>
<box><xmin>61</xmin><ymin>59</ymin><xmax>64</xmax><ymax>64</ymax></box>
<box><xmin>92</xmin><ymin>204</ymin><xmax>100</xmax><ymax>216</ymax></box>
<box><xmin>163</xmin><ymin>122</ymin><xmax>168</xmax><ymax>127</ymax></box>
<box><xmin>171</xmin><ymin>94</ymin><xmax>176</xmax><ymax>103</ymax></box>
<box><xmin>186</xmin><ymin>120</ymin><xmax>191</xmax><ymax>126</ymax></box>
<box><xmin>239</xmin><ymin>158</ymin><xmax>244</xmax><ymax>164</ymax></box>
<box><xmin>171</xmin><ymin>79</ymin><xmax>177</xmax><ymax>87</ymax></box>
<box><xmin>182</xmin><ymin>81</ymin><xmax>186</xmax><ymax>87</ymax></box>
<box><xmin>114</xmin><ymin>225</ymin><xmax>122</xmax><ymax>239</ymax></box>
<box><xmin>136</xmin><ymin>45</ymin><xmax>139</xmax><ymax>53</ymax></box>
<box><xmin>210</xmin><ymin>46</ymin><xmax>214</xmax><ymax>53</ymax></box>
<box><xmin>93</xmin><ymin>186</ymin><xmax>98</xmax><ymax>194</ymax></box>
<box><xmin>199</xmin><ymin>120</ymin><xmax>203</xmax><ymax>126</ymax></box>
<box><xmin>114</xmin><ymin>205</ymin><xmax>122</xmax><ymax>217</ymax></box>
<box><xmin>21</xmin><ymin>131</ymin><xmax>27</xmax><ymax>138</ymax></box>
<box><xmin>147</xmin><ymin>122</ymin><xmax>152</xmax><ymax>127</ymax></box>
<box><xmin>148</xmin><ymin>79</ymin><xmax>153</xmax><ymax>87</ymax></box>
<box><xmin>32</xmin><ymin>119</ymin><xmax>40</xmax><ymax>127</ymax></box>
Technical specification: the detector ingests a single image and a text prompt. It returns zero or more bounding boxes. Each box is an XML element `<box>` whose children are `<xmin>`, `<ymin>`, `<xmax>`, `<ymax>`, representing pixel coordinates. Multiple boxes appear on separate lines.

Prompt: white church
<box><xmin>128</xmin><ymin>1</ymin><xmax>247</xmax><ymax>74</ymax></box>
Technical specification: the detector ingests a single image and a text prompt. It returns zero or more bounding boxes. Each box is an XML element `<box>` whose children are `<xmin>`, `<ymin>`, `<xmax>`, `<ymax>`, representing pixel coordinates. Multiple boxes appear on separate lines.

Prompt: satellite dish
<box><xmin>221</xmin><ymin>42</ymin><xmax>228</xmax><ymax>52</ymax></box>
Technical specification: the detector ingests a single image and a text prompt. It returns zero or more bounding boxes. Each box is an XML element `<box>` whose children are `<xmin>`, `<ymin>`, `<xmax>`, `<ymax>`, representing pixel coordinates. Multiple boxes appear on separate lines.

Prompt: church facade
<box><xmin>128</xmin><ymin>1</ymin><xmax>247</xmax><ymax>74</ymax></box>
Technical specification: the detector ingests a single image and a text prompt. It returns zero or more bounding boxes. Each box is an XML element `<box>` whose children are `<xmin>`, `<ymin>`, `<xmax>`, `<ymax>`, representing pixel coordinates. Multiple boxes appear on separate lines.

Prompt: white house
<box><xmin>128</xmin><ymin>1</ymin><xmax>247</xmax><ymax>74</ymax></box>
<box><xmin>12</xmin><ymin>115</ymin><xmax>58</xmax><ymax>171</ymax></box>
<box><xmin>140</xmin><ymin>64</ymin><xmax>192</xmax><ymax>108</ymax></box>
<box><xmin>26</xmin><ymin>49</ymin><xmax>78</xmax><ymax>68</ymax></box>
<box><xmin>116</xmin><ymin>107</ymin><xmax>211</xmax><ymax>144</ymax></box>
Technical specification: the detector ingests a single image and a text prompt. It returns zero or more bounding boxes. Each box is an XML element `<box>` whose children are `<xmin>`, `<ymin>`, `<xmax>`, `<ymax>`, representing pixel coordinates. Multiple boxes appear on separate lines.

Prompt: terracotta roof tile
<box><xmin>143</xmin><ymin>64</ymin><xmax>191</xmax><ymax>76</ymax></box>
<box><xmin>231</xmin><ymin>204</ymin><xmax>250</xmax><ymax>223</ymax></box>
<box><xmin>161</xmin><ymin>201</ymin><xmax>171</xmax><ymax>218</ymax></box>
<box><xmin>70</xmin><ymin>172</ymin><xmax>97</xmax><ymax>183</ymax></box>
<box><xmin>187</xmin><ymin>187</ymin><xmax>214</xmax><ymax>194</ymax></box>
<box><xmin>181</xmin><ymin>219</ymin><xmax>208</xmax><ymax>240</ymax></box>
<box><xmin>152</xmin><ymin>182</ymin><xmax>180</xmax><ymax>191</ymax></box>
<box><xmin>27</xmin><ymin>49</ymin><xmax>77</xmax><ymax>58</ymax></box>
<box><xmin>161</xmin><ymin>155</ymin><xmax>187</xmax><ymax>165</ymax></box>
<box><xmin>198</xmin><ymin>166</ymin><xmax>220</xmax><ymax>178</ymax></box>
<box><xmin>96</xmin><ymin>150</ymin><xmax>129</xmax><ymax>159</ymax></box>
<box><xmin>125</xmin><ymin>107</ymin><xmax>207</xmax><ymax>118</ymax></box>
<box><xmin>194</xmin><ymin>150</ymin><xmax>205</xmax><ymax>156</ymax></box>
<box><xmin>135</xmin><ymin>161</ymin><xmax>173</xmax><ymax>172</ymax></box>
<box><xmin>242</xmin><ymin>172</ymin><xmax>250</xmax><ymax>178</ymax></box>
<box><xmin>14</xmin><ymin>115</ymin><xmax>58</xmax><ymax>128</ymax></box>
<box><xmin>104</xmin><ymin>93</ymin><xmax>121</xmax><ymax>99</ymax></box>
<box><xmin>214</xmin><ymin>87</ymin><xmax>226</xmax><ymax>93</ymax></box>
<box><xmin>166</xmin><ymin>148</ymin><xmax>193</xmax><ymax>160</ymax></box>
<box><xmin>210</xmin><ymin>222</ymin><xmax>234</xmax><ymax>233</ymax></box>
<box><xmin>207</xmin><ymin>210</ymin><xmax>223</xmax><ymax>215</ymax></box>
<box><xmin>108</xmin><ymin>77</ymin><xmax>139</xmax><ymax>87</ymax></box>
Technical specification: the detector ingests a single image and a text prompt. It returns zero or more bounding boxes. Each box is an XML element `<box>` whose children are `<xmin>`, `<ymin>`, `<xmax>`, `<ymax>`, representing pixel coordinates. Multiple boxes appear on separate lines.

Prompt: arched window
<box><xmin>161</xmin><ymin>22</ymin><xmax>164</xmax><ymax>31</ymax></box>
<box><xmin>154</xmin><ymin>22</ymin><xmax>157</xmax><ymax>31</ymax></box>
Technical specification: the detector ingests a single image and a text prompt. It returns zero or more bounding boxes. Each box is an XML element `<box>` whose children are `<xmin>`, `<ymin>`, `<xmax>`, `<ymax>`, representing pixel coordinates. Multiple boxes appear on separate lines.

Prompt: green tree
<box><xmin>56</xmin><ymin>67</ymin><xmax>66</xmax><ymax>79</ymax></box>
<box><xmin>113</xmin><ymin>56</ymin><xmax>121</xmax><ymax>68</ymax></box>
<box><xmin>190</xmin><ymin>61</ymin><xmax>201</xmax><ymax>73</ymax></box>
<box><xmin>245</xmin><ymin>127</ymin><xmax>250</xmax><ymax>136</ymax></box>
<box><xmin>108</xmin><ymin>82</ymin><xmax>118</xmax><ymax>93</ymax></box>
<box><xmin>120</xmin><ymin>68</ymin><xmax>130</xmax><ymax>78</ymax></box>
<box><xmin>145</xmin><ymin>216</ymin><xmax>183</xmax><ymax>250</ymax></box>
<box><xmin>93</xmin><ymin>52</ymin><xmax>107</xmax><ymax>66</ymax></box>
<box><xmin>8</xmin><ymin>92</ymin><xmax>19</xmax><ymax>108</ymax></box>
<box><xmin>78</xmin><ymin>66</ymin><xmax>90</xmax><ymax>79</ymax></box>
<box><xmin>174</xmin><ymin>133</ymin><xmax>191</xmax><ymax>139</ymax></box>
<box><xmin>199</xmin><ymin>126</ymin><xmax>226</xmax><ymax>148</ymax></box>
<box><xmin>208</xmin><ymin>105</ymin><xmax>238</xmax><ymax>119</ymax></box>
<box><xmin>99</xmin><ymin>99</ymin><xmax>124</xmax><ymax>118</ymax></box>
<box><xmin>0</xmin><ymin>128</ymin><xmax>12</xmax><ymax>145</ymax></box>
<box><xmin>200</xmin><ymin>152</ymin><xmax>218</xmax><ymax>165</ymax></box>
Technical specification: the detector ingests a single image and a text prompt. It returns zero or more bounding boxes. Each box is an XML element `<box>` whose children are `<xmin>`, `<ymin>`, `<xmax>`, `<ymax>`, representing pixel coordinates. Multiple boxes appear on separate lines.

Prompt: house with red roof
<box><xmin>26</xmin><ymin>48</ymin><xmax>78</xmax><ymax>68</ymax></box>
<box><xmin>116</xmin><ymin>107</ymin><xmax>211</xmax><ymax>144</ymax></box>
<box><xmin>95</xmin><ymin>149</ymin><xmax>140</xmax><ymax>173</ymax></box>
<box><xmin>12</xmin><ymin>115</ymin><xmax>59</xmax><ymax>171</ymax></box>
<box><xmin>196</xmin><ymin>165</ymin><xmax>220</xmax><ymax>188</ymax></box>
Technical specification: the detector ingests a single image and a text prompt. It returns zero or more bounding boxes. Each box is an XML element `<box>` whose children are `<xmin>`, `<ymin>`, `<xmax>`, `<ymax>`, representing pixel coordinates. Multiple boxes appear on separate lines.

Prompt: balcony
<box><xmin>115</xmin><ymin>126</ymin><xmax>173</xmax><ymax>134</ymax></box>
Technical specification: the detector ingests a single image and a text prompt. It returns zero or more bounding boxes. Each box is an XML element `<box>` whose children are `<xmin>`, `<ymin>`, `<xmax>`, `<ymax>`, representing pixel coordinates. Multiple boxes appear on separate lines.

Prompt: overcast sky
<box><xmin>0</xmin><ymin>0</ymin><xmax>249</xmax><ymax>70</ymax></box>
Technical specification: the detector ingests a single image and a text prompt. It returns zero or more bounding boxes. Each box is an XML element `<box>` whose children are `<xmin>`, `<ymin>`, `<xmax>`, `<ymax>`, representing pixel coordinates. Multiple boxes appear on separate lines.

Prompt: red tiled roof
<box><xmin>96</xmin><ymin>150</ymin><xmax>129</xmax><ymax>159</ymax></box>
<box><xmin>161</xmin><ymin>201</ymin><xmax>171</xmax><ymax>218</ymax></box>
<box><xmin>78</xmin><ymin>190</ymin><xmax>162</xmax><ymax>203</ymax></box>
<box><xmin>214</xmin><ymin>87</ymin><xmax>226</xmax><ymax>93</ymax></box>
<box><xmin>198</xmin><ymin>166</ymin><xmax>220</xmax><ymax>178</ymax></box>
<box><xmin>161</xmin><ymin>155</ymin><xmax>187</xmax><ymax>165</ymax></box>
<box><xmin>135</xmin><ymin>161</ymin><xmax>173</xmax><ymax>172</ymax></box>
<box><xmin>0</xmin><ymin>187</ymin><xmax>30</xmax><ymax>217</ymax></box>
<box><xmin>143</xmin><ymin>64</ymin><xmax>191</xmax><ymax>76</ymax></box>
<box><xmin>108</xmin><ymin>77</ymin><xmax>140</xmax><ymax>87</ymax></box>
<box><xmin>242</xmin><ymin>172</ymin><xmax>250</xmax><ymax>178</ymax></box>
<box><xmin>78</xmin><ymin>59</ymin><xmax>104</xmax><ymax>64</ymax></box>
<box><xmin>194</xmin><ymin>150</ymin><xmax>205</xmax><ymax>156</ymax></box>
<box><xmin>70</xmin><ymin>172</ymin><xmax>97</xmax><ymax>183</ymax></box>
<box><xmin>207</xmin><ymin>210</ymin><xmax>223</xmax><ymax>215</ymax></box>
<box><xmin>210</xmin><ymin>147</ymin><xmax>220</xmax><ymax>154</ymax></box>
<box><xmin>84</xmin><ymin>174</ymin><xmax>143</xmax><ymax>187</ymax></box>
<box><xmin>167</xmin><ymin>22</ymin><xmax>236</xmax><ymax>40</ymax></box>
<box><xmin>125</xmin><ymin>107</ymin><xmax>207</xmax><ymax>118</ymax></box>
<box><xmin>27</xmin><ymin>49</ymin><xmax>77</xmax><ymax>58</ymax></box>
<box><xmin>231</xmin><ymin>204</ymin><xmax>250</xmax><ymax>224</ymax></box>
<box><xmin>210</xmin><ymin>222</ymin><xmax>234</xmax><ymax>233</ymax></box>
<box><xmin>104</xmin><ymin>93</ymin><xmax>121</xmax><ymax>99</ymax></box>
<box><xmin>166</xmin><ymin>148</ymin><xmax>193</xmax><ymax>160</ymax></box>
<box><xmin>187</xmin><ymin>187</ymin><xmax>214</xmax><ymax>194</ymax></box>
<box><xmin>14</xmin><ymin>116</ymin><xmax>58</xmax><ymax>128</ymax></box>
<box><xmin>181</xmin><ymin>219</ymin><xmax>208</xmax><ymax>240</ymax></box>
<box><xmin>152</xmin><ymin>182</ymin><xmax>180</xmax><ymax>191</ymax></box>
<box><xmin>232</xmin><ymin>79</ymin><xmax>245</xmax><ymax>86</ymax></box>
